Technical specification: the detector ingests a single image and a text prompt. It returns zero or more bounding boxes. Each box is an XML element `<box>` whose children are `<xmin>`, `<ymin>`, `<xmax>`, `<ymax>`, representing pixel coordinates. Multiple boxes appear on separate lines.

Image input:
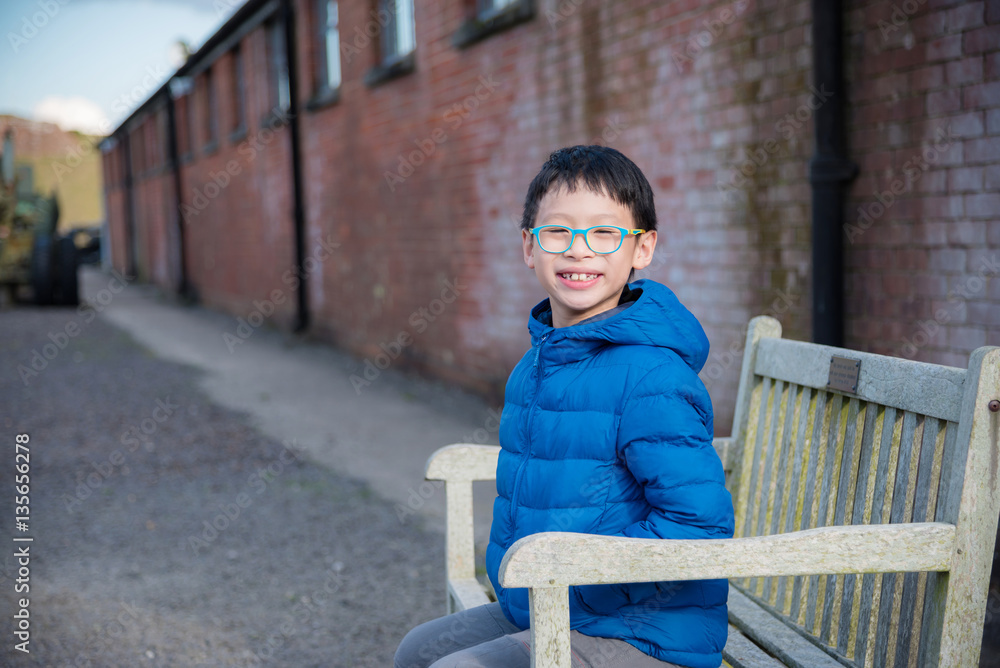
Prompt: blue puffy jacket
<box><xmin>486</xmin><ymin>279</ymin><xmax>734</xmax><ymax>668</ymax></box>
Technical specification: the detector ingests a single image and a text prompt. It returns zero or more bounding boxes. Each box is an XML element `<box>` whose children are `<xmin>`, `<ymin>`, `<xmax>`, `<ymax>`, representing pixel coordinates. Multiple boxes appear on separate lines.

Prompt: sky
<box><xmin>0</xmin><ymin>0</ymin><xmax>245</xmax><ymax>135</ymax></box>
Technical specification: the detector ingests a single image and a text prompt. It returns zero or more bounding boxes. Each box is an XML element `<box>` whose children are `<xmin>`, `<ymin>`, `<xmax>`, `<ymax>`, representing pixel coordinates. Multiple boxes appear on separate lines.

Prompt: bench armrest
<box><xmin>425</xmin><ymin>444</ymin><xmax>500</xmax><ymax>612</ymax></box>
<box><xmin>499</xmin><ymin>522</ymin><xmax>956</xmax><ymax>588</ymax></box>
<box><xmin>425</xmin><ymin>444</ymin><xmax>500</xmax><ymax>482</ymax></box>
<box><xmin>498</xmin><ymin>523</ymin><xmax>956</xmax><ymax>668</ymax></box>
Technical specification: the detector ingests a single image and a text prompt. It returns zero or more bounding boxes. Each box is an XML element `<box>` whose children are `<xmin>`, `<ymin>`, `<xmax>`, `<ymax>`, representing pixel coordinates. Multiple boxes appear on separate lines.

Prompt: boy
<box><xmin>395</xmin><ymin>146</ymin><xmax>734</xmax><ymax>668</ymax></box>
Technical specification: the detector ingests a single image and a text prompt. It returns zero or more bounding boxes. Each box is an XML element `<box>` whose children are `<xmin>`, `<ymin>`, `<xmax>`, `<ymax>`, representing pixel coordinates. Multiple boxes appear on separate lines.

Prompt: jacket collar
<box><xmin>526</xmin><ymin>279</ymin><xmax>710</xmax><ymax>372</ymax></box>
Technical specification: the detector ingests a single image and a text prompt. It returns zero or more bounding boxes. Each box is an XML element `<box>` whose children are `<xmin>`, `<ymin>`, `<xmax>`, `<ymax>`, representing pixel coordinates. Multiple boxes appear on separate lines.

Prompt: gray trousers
<box><xmin>394</xmin><ymin>603</ymin><xmax>683</xmax><ymax>668</ymax></box>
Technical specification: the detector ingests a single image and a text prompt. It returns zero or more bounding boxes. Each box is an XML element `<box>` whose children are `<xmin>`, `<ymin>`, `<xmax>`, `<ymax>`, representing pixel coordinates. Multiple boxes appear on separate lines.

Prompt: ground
<box><xmin>0</xmin><ymin>269</ymin><xmax>997</xmax><ymax>667</ymax></box>
<box><xmin>0</xmin><ymin>309</ymin><xmax>444</xmax><ymax>667</ymax></box>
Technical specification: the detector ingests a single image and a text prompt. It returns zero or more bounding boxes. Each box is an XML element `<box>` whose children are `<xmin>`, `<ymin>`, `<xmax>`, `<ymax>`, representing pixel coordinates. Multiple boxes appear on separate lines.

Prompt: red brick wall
<box><xmin>102</xmin><ymin>142</ymin><xmax>129</xmax><ymax>276</ymax></box>
<box><xmin>176</xmin><ymin>29</ymin><xmax>298</xmax><ymax>328</ymax></box>
<box><xmin>299</xmin><ymin>0</ymin><xmax>818</xmax><ymax>428</ymax></box>
<box><xmin>103</xmin><ymin>0</ymin><xmax>999</xmax><ymax>434</ymax></box>
<box><xmin>844</xmin><ymin>0</ymin><xmax>1000</xmax><ymax>368</ymax></box>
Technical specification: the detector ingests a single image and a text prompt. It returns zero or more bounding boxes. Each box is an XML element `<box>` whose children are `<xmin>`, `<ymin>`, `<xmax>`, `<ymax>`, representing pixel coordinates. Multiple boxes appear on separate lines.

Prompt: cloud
<box><xmin>33</xmin><ymin>96</ymin><xmax>110</xmax><ymax>135</ymax></box>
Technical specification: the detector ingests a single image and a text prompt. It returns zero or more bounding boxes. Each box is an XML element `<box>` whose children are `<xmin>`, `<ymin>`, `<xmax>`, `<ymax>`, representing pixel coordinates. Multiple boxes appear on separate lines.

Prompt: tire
<box><xmin>29</xmin><ymin>234</ymin><xmax>54</xmax><ymax>306</ymax></box>
<box><xmin>54</xmin><ymin>236</ymin><xmax>79</xmax><ymax>306</ymax></box>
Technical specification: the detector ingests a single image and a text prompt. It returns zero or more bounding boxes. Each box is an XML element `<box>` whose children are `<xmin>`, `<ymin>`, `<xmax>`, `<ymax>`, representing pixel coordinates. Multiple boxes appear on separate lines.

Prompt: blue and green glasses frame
<box><xmin>528</xmin><ymin>224</ymin><xmax>646</xmax><ymax>255</ymax></box>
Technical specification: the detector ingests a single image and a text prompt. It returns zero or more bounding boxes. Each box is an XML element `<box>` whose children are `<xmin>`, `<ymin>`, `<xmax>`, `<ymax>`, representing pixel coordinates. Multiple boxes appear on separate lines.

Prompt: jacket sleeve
<box><xmin>615</xmin><ymin>360</ymin><xmax>734</xmax><ymax>541</ymax></box>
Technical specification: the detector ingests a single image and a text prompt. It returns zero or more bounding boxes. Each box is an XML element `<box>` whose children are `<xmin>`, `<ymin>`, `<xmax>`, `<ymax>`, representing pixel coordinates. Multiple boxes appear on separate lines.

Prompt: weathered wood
<box><xmin>425</xmin><ymin>444</ymin><xmax>500</xmax><ymax>612</ymax></box>
<box><xmin>753</xmin><ymin>337</ymin><xmax>966</xmax><ymax>422</ymax></box>
<box><xmin>826</xmin><ymin>398</ymin><xmax>863</xmax><ymax>651</ymax></box>
<box><xmin>528</xmin><ymin>587</ymin><xmax>570</xmax><ymax>668</ymax></box>
<box><xmin>728</xmin><ymin>587</ymin><xmax>844</xmax><ymax>668</ymax></box>
<box><xmin>426</xmin><ymin>324</ymin><xmax>999</xmax><ymax>668</ymax></box>
<box><xmin>762</xmin><ymin>382</ymin><xmax>800</xmax><ymax>605</ymax></box>
<box><xmin>425</xmin><ymin>443</ymin><xmax>501</xmax><ymax>481</ymax></box>
<box><xmin>918</xmin><ymin>421</ymin><xmax>960</xmax><ymax>666</ymax></box>
<box><xmin>729</xmin><ymin>316</ymin><xmax>784</xmax><ymax>489</ymax></box>
<box><xmin>750</xmin><ymin>378</ymin><xmax>784</xmax><ymax>596</ymax></box>
<box><xmin>722</xmin><ymin>623</ymin><xmax>787</xmax><ymax>668</ymax></box>
<box><xmin>449</xmin><ymin>577</ymin><xmax>491</xmax><ymax>611</ymax></box>
<box><xmin>935</xmin><ymin>347</ymin><xmax>1000</xmax><ymax>668</ymax></box>
<box><xmin>498</xmin><ymin>523</ymin><xmax>955</xmax><ymax>588</ymax></box>
<box><xmin>838</xmin><ymin>402</ymin><xmax>880</xmax><ymax>658</ymax></box>
<box><xmin>714</xmin><ymin>436</ymin><xmax>735</xmax><ymax>474</ymax></box>
<box><xmin>775</xmin><ymin>385</ymin><xmax>813</xmax><ymax>615</ymax></box>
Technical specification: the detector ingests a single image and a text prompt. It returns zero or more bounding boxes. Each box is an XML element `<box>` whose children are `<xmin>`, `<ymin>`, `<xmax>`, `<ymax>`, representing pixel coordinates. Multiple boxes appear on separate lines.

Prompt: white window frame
<box><xmin>268</xmin><ymin>20</ymin><xmax>291</xmax><ymax>112</ymax></box>
<box><xmin>319</xmin><ymin>0</ymin><xmax>341</xmax><ymax>90</ymax></box>
<box><xmin>477</xmin><ymin>0</ymin><xmax>517</xmax><ymax>18</ymax></box>
<box><xmin>381</xmin><ymin>0</ymin><xmax>415</xmax><ymax>63</ymax></box>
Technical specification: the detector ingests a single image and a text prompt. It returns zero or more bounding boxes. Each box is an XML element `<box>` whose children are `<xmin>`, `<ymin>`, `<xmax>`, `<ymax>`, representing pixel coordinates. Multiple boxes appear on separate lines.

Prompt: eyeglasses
<box><xmin>529</xmin><ymin>225</ymin><xmax>645</xmax><ymax>254</ymax></box>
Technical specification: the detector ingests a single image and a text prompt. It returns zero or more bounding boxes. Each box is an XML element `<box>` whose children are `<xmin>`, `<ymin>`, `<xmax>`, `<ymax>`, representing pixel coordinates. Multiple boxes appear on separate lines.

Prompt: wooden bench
<box><xmin>425</xmin><ymin>316</ymin><xmax>1000</xmax><ymax>667</ymax></box>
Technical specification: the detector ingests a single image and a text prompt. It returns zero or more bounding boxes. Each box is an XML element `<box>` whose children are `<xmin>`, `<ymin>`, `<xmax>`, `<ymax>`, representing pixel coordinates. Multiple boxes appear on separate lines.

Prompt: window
<box><xmin>231</xmin><ymin>44</ymin><xmax>246</xmax><ymax>136</ymax></box>
<box><xmin>267</xmin><ymin>20</ymin><xmax>291</xmax><ymax>112</ymax></box>
<box><xmin>478</xmin><ymin>0</ymin><xmax>517</xmax><ymax>16</ymax></box>
<box><xmin>169</xmin><ymin>76</ymin><xmax>194</xmax><ymax>160</ymax></box>
<box><xmin>453</xmin><ymin>0</ymin><xmax>533</xmax><ymax>48</ymax></box>
<box><xmin>320</xmin><ymin>1</ymin><xmax>341</xmax><ymax>90</ymax></box>
<box><xmin>382</xmin><ymin>0</ymin><xmax>415</xmax><ymax>62</ymax></box>
<box><xmin>364</xmin><ymin>0</ymin><xmax>416</xmax><ymax>86</ymax></box>
<box><xmin>308</xmin><ymin>0</ymin><xmax>341</xmax><ymax>109</ymax></box>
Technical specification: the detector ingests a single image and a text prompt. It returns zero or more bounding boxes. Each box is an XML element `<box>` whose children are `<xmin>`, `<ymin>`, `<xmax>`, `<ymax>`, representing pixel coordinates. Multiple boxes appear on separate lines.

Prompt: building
<box><xmin>101</xmin><ymin>0</ymin><xmax>1000</xmax><ymax>436</ymax></box>
<box><xmin>2</xmin><ymin>114</ymin><xmax>105</xmax><ymax>233</ymax></box>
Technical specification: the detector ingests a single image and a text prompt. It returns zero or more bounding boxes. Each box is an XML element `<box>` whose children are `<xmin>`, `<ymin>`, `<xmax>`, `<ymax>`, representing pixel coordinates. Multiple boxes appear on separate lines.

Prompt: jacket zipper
<box><xmin>509</xmin><ymin>333</ymin><xmax>548</xmax><ymax>529</ymax></box>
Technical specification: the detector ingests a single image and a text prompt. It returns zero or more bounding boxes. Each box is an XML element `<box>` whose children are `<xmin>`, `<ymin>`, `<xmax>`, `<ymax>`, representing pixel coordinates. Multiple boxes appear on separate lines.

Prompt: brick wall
<box><xmin>102</xmin><ymin>142</ymin><xmax>128</xmax><ymax>276</ymax></box>
<box><xmin>844</xmin><ymin>0</ymin><xmax>1000</xmax><ymax>367</ymax></box>
<box><xmin>178</xmin><ymin>30</ymin><xmax>299</xmax><ymax>329</ymax></box>
<box><xmin>297</xmin><ymin>0</ymin><xmax>820</xmax><ymax>429</ymax></box>
<box><xmin>2</xmin><ymin>114</ymin><xmax>105</xmax><ymax>231</ymax></box>
<box><xmin>104</xmin><ymin>0</ymin><xmax>999</xmax><ymax>435</ymax></box>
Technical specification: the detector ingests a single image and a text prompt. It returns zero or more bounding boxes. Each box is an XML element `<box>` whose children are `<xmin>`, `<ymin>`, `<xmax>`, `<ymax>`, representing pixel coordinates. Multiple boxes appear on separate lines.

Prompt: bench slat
<box><xmin>722</xmin><ymin>623</ymin><xmax>786</xmax><ymax>668</ymax></box>
<box><xmin>853</xmin><ymin>405</ymin><xmax>893</xmax><ymax>664</ymax></box>
<box><xmin>839</xmin><ymin>402</ymin><xmax>881</xmax><ymax>659</ymax></box>
<box><xmin>876</xmin><ymin>411</ymin><xmax>921</xmax><ymax>666</ymax></box>
<box><xmin>829</xmin><ymin>397</ymin><xmax>866</xmax><ymax>649</ymax></box>
<box><xmin>751</xmin><ymin>379</ymin><xmax>786</xmax><ymax>597</ymax></box>
<box><xmin>774</xmin><ymin>385</ymin><xmax>813</xmax><ymax>616</ymax></box>
<box><xmin>895</xmin><ymin>418</ymin><xmax>946</xmax><ymax>666</ymax></box>
<box><xmin>740</xmin><ymin>376</ymin><xmax>771</xmax><ymax>544</ymax></box>
<box><xmin>814</xmin><ymin>393</ymin><xmax>847</xmax><ymax>640</ymax></box>
<box><xmin>753</xmin><ymin>338</ymin><xmax>966</xmax><ymax>422</ymax></box>
<box><xmin>448</xmin><ymin>577</ymin><xmax>491</xmax><ymax>611</ymax></box>
<box><xmin>761</xmin><ymin>382</ymin><xmax>800</xmax><ymax>605</ymax></box>
<box><xmin>728</xmin><ymin>587</ymin><xmax>845</xmax><ymax>668</ymax></box>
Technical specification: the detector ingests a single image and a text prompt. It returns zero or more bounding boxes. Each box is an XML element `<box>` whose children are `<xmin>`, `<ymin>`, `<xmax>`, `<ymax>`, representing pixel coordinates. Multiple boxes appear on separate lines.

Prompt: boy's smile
<box><xmin>523</xmin><ymin>185</ymin><xmax>657</xmax><ymax>328</ymax></box>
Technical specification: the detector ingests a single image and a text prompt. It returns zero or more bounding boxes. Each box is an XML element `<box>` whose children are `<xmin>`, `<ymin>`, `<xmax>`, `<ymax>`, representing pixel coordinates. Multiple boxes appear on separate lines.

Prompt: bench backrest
<box><xmin>726</xmin><ymin>316</ymin><xmax>999</xmax><ymax>668</ymax></box>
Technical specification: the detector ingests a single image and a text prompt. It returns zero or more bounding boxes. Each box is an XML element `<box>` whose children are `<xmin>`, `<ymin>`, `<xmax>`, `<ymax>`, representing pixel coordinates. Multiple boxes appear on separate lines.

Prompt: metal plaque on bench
<box><xmin>827</xmin><ymin>355</ymin><xmax>861</xmax><ymax>393</ymax></box>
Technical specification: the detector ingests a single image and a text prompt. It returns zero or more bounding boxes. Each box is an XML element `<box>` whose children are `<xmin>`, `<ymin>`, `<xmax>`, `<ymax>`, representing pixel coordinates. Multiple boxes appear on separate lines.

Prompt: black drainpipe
<box><xmin>809</xmin><ymin>0</ymin><xmax>857</xmax><ymax>347</ymax></box>
<box><xmin>121</xmin><ymin>131</ymin><xmax>137</xmax><ymax>278</ymax></box>
<box><xmin>282</xmin><ymin>0</ymin><xmax>309</xmax><ymax>332</ymax></box>
<box><xmin>165</xmin><ymin>92</ymin><xmax>190</xmax><ymax>299</ymax></box>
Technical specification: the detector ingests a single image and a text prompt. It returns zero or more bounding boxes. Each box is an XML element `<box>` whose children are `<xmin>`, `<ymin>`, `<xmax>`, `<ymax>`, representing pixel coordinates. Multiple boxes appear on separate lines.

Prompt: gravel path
<box><xmin>1</xmin><ymin>308</ymin><xmax>444</xmax><ymax>667</ymax></box>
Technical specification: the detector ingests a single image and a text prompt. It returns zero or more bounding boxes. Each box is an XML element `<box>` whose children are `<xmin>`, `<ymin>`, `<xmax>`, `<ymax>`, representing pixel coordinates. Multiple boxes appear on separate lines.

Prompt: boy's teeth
<box><xmin>562</xmin><ymin>273</ymin><xmax>597</xmax><ymax>281</ymax></box>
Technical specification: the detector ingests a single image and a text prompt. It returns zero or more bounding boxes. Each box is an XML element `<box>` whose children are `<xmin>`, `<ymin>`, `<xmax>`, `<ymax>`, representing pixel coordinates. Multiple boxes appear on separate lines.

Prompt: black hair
<box><xmin>520</xmin><ymin>145</ymin><xmax>657</xmax><ymax>232</ymax></box>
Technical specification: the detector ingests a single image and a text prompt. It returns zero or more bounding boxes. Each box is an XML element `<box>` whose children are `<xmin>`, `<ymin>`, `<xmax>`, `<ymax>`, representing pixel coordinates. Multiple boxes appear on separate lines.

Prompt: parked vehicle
<box><xmin>0</xmin><ymin>128</ymin><xmax>78</xmax><ymax>306</ymax></box>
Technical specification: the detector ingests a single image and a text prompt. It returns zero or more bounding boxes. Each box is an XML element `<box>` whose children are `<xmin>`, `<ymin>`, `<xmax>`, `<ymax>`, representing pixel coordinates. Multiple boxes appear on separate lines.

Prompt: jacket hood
<box><xmin>527</xmin><ymin>279</ymin><xmax>710</xmax><ymax>373</ymax></box>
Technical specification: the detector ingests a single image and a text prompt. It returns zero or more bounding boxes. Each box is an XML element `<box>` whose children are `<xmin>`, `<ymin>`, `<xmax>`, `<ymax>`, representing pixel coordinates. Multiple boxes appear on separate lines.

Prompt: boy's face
<box><xmin>522</xmin><ymin>185</ymin><xmax>657</xmax><ymax>328</ymax></box>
